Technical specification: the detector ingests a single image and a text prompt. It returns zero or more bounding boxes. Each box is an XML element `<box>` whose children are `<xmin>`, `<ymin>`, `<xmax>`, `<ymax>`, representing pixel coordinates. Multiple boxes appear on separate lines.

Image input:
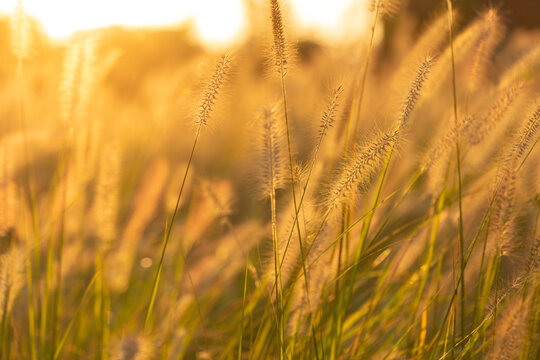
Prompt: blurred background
<box><xmin>0</xmin><ymin>0</ymin><xmax>538</xmax><ymax>47</ymax></box>
<box><xmin>0</xmin><ymin>0</ymin><xmax>539</xmax><ymax>358</ymax></box>
<box><xmin>408</xmin><ymin>0</ymin><xmax>540</xmax><ymax>29</ymax></box>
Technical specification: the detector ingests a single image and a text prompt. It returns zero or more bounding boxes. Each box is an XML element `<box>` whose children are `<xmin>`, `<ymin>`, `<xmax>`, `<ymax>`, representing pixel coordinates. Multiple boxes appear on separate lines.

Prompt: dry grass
<box><xmin>1</xmin><ymin>1</ymin><xmax>540</xmax><ymax>359</ymax></box>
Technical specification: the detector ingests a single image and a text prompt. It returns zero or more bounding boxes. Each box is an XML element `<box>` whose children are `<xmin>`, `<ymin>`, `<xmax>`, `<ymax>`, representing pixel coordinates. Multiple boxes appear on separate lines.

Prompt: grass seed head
<box><xmin>270</xmin><ymin>0</ymin><xmax>288</xmax><ymax>73</ymax></box>
<box><xmin>397</xmin><ymin>56</ymin><xmax>433</xmax><ymax>129</ymax></box>
<box><xmin>319</xmin><ymin>84</ymin><xmax>344</xmax><ymax>139</ymax></box>
<box><xmin>257</xmin><ymin>105</ymin><xmax>288</xmax><ymax>197</ymax></box>
<box><xmin>326</xmin><ymin>127</ymin><xmax>398</xmax><ymax>211</ymax></box>
<box><xmin>197</xmin><ymin>53</ymin><xmax>232</xmax><ymax>127</ymax></box>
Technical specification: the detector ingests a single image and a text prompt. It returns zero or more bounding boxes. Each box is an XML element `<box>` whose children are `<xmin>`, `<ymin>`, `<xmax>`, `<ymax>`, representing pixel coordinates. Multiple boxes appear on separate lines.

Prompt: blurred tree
<box><xmin>408</xmin><ymin>0</ymin><xmax>540</xmax><ymax>30</ymax></box>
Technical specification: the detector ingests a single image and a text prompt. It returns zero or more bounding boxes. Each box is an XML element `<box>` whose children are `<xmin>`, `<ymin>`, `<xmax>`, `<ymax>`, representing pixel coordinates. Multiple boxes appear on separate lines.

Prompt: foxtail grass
<box><xmin>143</xmin><ymin>53</ymin><xmax>231</xmax><ymax>330</ymax></box>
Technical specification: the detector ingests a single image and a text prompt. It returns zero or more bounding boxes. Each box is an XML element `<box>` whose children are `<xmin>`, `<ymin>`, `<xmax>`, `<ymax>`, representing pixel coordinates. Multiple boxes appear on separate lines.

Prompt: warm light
<box><xmin>293</xmin><ymin>0</ymin><xmax>356</xmax><ymax>28</ymax></box>
<box><xmin>0</xmin><ymin>0</ymin><xmax>370</xmax><ymax>44</ymax></box>
<box><xmin>291</xmin><ymin>0</ymin><xmax>371</xmax><ymax>42</ymax></box>
<box><xmin>0</xmin><ymin>0</ymin><xmax>247</xmax><ymax>43</ymax></box>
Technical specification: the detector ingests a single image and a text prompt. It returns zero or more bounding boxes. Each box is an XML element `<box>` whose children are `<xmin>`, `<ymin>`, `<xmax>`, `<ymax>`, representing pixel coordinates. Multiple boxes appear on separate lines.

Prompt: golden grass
<box><xmin>1</xmin><ymin>1</ymin><xmax>540</xmax><ymax>359</ymax></box>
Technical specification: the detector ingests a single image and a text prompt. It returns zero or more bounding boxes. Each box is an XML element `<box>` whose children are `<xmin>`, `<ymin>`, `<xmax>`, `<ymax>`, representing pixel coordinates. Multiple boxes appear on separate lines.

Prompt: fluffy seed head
<box><xmin>10</xmin><ymin>0</ymin><xmax>31</xmax><ymax>61</ymax></box>
<box><xmin>490</xmin><ymin>296</ymin><xmax>530</xmax><ymax>360</ymax></box>
<box><xmin>468</xmin><ymin>9</ymin><xmax>505</xmax><ymax>92</ymax></box>
<box><xmin>526</xmin><ymin>236</ymin><xmax>540</xmax><ymax>276</ymax></box>
<box><xmin>397</xmin><ymin>56</ymin><xmax>433</xmax><ymax>128</ymax></box>
<box><xmin>491</xmin><ymin>104</ymin><xmax>540</xmax><ymax>247</ymax></box>
<box><xmin>491</xmin><ymin>165</ymin><xmax>517</xmax><ymax>246</ymax></box>
<box><xmin>0</xmin><ymin>140</ymin><xmax>17</xmax><ymax>237</ymax></box>
<box><xmin>265</xmin><ymin>201</ymin><xmax>316</xmax><ymax>293</ymax></box>
<box><xmin>197</xmin><ymin>54</ymin><xmax>232</xmax><ymax>126</ymax></box>
<box><xmin>422</xmin><ymin>115</ymin><xmax>473</xmax><ymax>172</ymax></box>
<box><xmin>319</xmin><ymin>84</ymin><xmax>343</xmax><ymax>138</ymax></box>
<box><xmin>270</xmin><ymin>0</ymin><xmax>287</xmax><ymax>72</ymax></box>
<box><xmin>0</xmin><ymin>246</ymin><xmax>25</xmax><ymax>320</ymax></box>
<box><xmin>499</xmin><ymin>44</ymin><xmax>540</xmax><ymax>89</ymax></box>
<box><xmin>257</xmin><ymin>105</ymin><xmax>288</xmax><ymax>197</ymax></box>
<box><xmin>326</xmin><ymin>127</ymin><xmax>398</xmax><ymax>210</ymax></box>
<box><xmin>466</xmin><ymin>83</ymin><xmax>523</xmax><ymax>145</ymax></box>
<box><xmin>60</xmin><ymin>36</ymin><xmax>97</xmax><ymax>126</ymax></box>
<box><xmin>509</xmin><ymin>104</ymin><xmax>540</xmax><ymax>161</ymax></box>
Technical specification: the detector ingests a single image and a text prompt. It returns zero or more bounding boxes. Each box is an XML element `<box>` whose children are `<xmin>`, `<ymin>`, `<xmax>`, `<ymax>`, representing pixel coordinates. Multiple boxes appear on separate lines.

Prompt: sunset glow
<box><xmin>1</xmin><ymin>0</ymin><xmax>247</xmax><ymax>42</ymax></box>
<box><xmin>0</xmin><ymin>0</ymin><xmax>363</xmax><ymax>43</ymax></box>
<box><xmin>1</xmin><ymin>0</ymin><xmax>539</xmax><ymax>357</ymax></box>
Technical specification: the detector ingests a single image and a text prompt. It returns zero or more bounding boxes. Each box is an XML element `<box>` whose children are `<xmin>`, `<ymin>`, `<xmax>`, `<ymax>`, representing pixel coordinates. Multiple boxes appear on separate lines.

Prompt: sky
<box><xmin>0</xmin><ymin>0</ymin><xmax>368</xmax><ymax>44</ymax></box>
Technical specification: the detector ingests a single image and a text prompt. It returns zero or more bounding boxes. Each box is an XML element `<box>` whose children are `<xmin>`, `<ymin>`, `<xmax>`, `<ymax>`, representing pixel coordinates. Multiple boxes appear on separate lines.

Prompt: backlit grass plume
<box><xmin>467</xmin><ymin>9</ymin><xmax>504</xmax><ymax>92</ymax></box>
<box><xmin>144</xmin><ymin>53</ymin><xmax>232</xmax><ymax>330</ymax></box>
<box><xmin>270</xmin><ymin>0</ymin><xmax>287</xmax><ymax>73</ymax></box>
<box><xmin>507</xmin><ymin>104</ymin><xmax>540</xmax><ymax>161</ymax></box>
<box><xmin>489</xmin><ymin>296</ymin><xmax>531</xmax><ymax>360</ymax></box>
<box><xmin>526</xmin><ymin>236</ymin><xmax>540</xmax><ymax>276</ymax></box>
<box><xmin>327</xmin><ymin>56</ymin><xmax>432</xmax><ymax>210</ymax></box>
<box><xmin>491</xmin><ymin>104</ymin><xmax>540</xmax><ymax>248</ymax></box>
<box><xmin>326</xmin><ymin>127</ymin><xmax>398</xmax><ymax>210</ymax></box>
<box><xmin>60</xmin><ymin>36</ymin><xmax>97</xmax><ymax>126</ymax></box>
<box><xmin>10</xmin><ymin>0</ymin><xmax>31</xmax><ymax>63</ymax></box>
<box><xmin>397</xmin><ymin>56</ymin><xmax>433</xmax><ymax>128</ymax></box>
<box><xmin>197</xmin><ymin>54</ymin><xmax>232</xmax><ymax>126</ymax></box>
<box><xmin>499</xmin><ymin>44</ymin><xmax>540</xmax><ymax>88</ymax></box>
<box><xmin>319</xmin><ymin>85</ymin><xmax>344</xmax><ymax>138</ymax></box>
<box><xmin>0</xmin><ymin>140</ymin><xmax>16</xmax><ymax>237</ymax></box>
<box><xmin>255</xmin><ymin>104</ymin><xmax>289</xmax><ymax>358</ymax></box>
<box><xmin>421</xmin><ymin>115</ymin><xmax>472</xmax><ymax>172</ymax></box>
<box><xmin>466</xmin><ymin>83</ymin><xmax>522</xmax><ymax>145</ymax></box>
<box><xmin>427</xmin><ymin>9</ymin><xmax>501</xmax><ymax>95</ymax></box>
<box><xmin>257</xmin><ymin>106</ymin><xmax>288</xmax><ymax>197</ymax></box>
<box><xmin>0</xmin><ymin>246</ymin><xmax>25</xmax><ymax>325</ymax></box>
<box><xmin>2</xmin><ymin>3</ymin><xmax>540</xmax><ymax>359</ymax></box>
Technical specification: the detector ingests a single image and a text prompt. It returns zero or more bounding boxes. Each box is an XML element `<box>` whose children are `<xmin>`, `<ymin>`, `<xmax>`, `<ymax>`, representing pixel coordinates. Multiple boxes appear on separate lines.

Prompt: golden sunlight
<box><xmin>0</xmin><ymin>0</ymin><xmax>362</xmax><ymax>44</ymax></box>
<box><xmin>292</xmin><ymin>0</ymin><xmax>370</xmax><ymax>41</ymax></box>
<box><xmin>1</xmin><ymin>0</ymin><xmax>247</xmax><ymax>42</ymax></box>
<box><xmin>2</xmin><ymin>0</ymin><xmax>540</xmax><ymax>357</ymax></box>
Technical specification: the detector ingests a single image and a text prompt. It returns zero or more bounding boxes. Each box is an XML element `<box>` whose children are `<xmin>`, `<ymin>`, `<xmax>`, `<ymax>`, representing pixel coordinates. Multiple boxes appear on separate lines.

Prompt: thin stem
<box><xmin>270</xmin><ymin>187</ymin><xmax>284</xmax><ymax>359</ymax></box>
<box><xmin>17</xmin><ymin>44</ymin><xmax>39</xmax><ymax>360</ymax></box>
<box><xmin>445</xmin><ymin>0</ymin><xmax>466</xmax><ymax>340</ymax></box>
<box><xmin>278</xmin><ymin>69</ymin><xmax>306</xmax><ymax>288</ymax></box>
<box><xmin>238</xmin><ymin>254</ymin><xmax>250</xmax><ymax>360</ymax></box>
<box><xmin>144</xmin><ymin>124</ymin><xmax>201</xmax><ymax>330</ymax></box>
<box><xmin>343</xmin><ymin>141</ymin><xmax>396</xmax><ymax>317</ymax></box>
<box><xmin>278</xmin><ymin>64</ymin><xmax>301</xmax><ymax>358</ymax></box>
<box><xmin>50</xmin><ymin>153</ymin><xmax>68</xmax><ymax>360</ymax></box>
<box><xmin>350</xmin><ymin>0</ymin><xmax>381</xmax><ymax>147</ymax></box>
<box><xmin>53</xmin><ymin>271</ymin><xmax>99</xmax><ymax>360</ymax></box>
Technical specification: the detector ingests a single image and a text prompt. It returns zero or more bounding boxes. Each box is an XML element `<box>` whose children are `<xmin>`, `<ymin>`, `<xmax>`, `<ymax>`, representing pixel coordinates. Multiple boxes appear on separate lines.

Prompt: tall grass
<box><xmin>1</xmin><ymin>1</ymin><xmax>540</xmax><ymax>359</ymax></box>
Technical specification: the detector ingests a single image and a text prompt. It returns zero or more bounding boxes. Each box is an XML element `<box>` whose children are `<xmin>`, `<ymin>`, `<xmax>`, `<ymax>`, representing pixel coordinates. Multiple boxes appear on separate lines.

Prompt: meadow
<box><xmin>1</xmin><ymin>0</ymin><xmax>540</xmax><ymax>359</ymax></box>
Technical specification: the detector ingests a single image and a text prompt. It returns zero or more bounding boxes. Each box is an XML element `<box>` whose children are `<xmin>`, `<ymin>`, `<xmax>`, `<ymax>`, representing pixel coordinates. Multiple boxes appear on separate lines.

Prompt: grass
<box><xmin>1</xmin><ymin>0</ymin><xmax>540</xmax><ymax>359</ymax></box>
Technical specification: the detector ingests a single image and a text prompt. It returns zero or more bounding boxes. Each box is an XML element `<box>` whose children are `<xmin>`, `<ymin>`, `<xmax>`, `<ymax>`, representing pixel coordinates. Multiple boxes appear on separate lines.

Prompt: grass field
<box><xmin>1</xmin><ymin>0</ymin><xmax>540</xmax><ymax>359</ymax></box>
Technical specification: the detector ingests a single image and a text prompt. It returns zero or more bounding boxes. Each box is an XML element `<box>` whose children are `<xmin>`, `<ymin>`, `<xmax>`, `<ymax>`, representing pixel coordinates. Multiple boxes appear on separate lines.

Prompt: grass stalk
<box><xmin>238</xmin><ymin>254</ymin><xmax>250</xmax><ymax>360</ymax></box>
<box><xmin>270</xmin><ymin>185</ymin><xmax>285</xmax><ymax>359</ymax></box>
<box><xmin>445</xmin><ymin>0</ymin><xmax>466</xmax><ymax>340</ymax></box>
<box><xmin>53</xmin><ymin>271</ymin><xmax>99</xmax><ymax>360</ymax></box>
<box><xmin>16</xmin><ymin>33</ymin><xmax>40</xmax><ymax>360</ymax></box>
